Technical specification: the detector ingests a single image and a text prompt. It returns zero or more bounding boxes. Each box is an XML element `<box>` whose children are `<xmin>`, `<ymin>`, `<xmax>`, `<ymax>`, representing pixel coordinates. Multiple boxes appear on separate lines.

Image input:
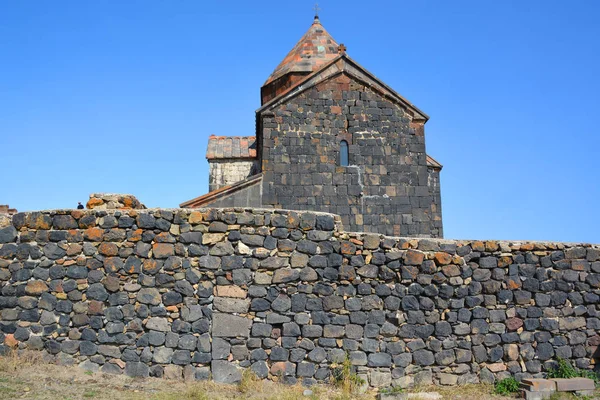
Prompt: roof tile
<box><xmin>264</xmin><ymin>16</ymin><xmax>340</xmax><ymax>86</ymax></box>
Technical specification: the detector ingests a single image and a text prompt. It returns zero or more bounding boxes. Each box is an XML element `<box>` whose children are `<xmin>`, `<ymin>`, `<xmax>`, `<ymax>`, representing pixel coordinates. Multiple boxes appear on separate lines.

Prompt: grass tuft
<box><xmin>330</xmin><ymin>353</ymin><xmax>365</xmax><ymax>395</ymax></box>
<box><xmin>493</xmin><ymin>377</ymin><xmax>519</xmax><ymax>396</ymax></box>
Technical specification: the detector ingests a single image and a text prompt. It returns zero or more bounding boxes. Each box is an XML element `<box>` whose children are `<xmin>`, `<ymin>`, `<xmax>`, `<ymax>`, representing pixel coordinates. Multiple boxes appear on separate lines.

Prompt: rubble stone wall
<box><xmin>0</xmin><ymin>208</ymin><xmax>598</xmax><ymax>388</ymax></box>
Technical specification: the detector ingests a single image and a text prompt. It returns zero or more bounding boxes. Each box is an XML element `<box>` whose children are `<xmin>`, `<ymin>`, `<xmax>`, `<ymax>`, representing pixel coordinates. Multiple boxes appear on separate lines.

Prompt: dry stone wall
<box><xmin>0</xmin><ymin>208</ymin><xmax>599</xmax><ymax>388</ymax></box>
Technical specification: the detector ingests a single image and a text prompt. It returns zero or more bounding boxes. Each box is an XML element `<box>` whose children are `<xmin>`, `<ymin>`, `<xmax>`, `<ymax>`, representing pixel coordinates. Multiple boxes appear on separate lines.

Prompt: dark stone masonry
<box><xmin>181</xmin><ymin>16</ymin><xmax>444</xmax><ymax>239</ymax></box>
<box><xmin>0</xmin><ymin>208</ymin><xmax>599</xmax><ymax>388</ymax></box>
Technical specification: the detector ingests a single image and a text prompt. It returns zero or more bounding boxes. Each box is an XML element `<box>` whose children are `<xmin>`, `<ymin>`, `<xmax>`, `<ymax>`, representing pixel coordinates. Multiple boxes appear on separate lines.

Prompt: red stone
<box><xmin>506</xmin><ymin>317</ymin><xmax>523</xmax><ymax>331</ymax></box>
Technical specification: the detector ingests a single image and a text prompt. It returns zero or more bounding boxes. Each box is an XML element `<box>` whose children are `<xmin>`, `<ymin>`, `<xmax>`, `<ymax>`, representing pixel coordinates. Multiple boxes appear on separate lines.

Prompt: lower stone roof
<box><xmin>206</xmin><ymin>135</ymin><xmax>257</xmax><ymax>160</ymax></box>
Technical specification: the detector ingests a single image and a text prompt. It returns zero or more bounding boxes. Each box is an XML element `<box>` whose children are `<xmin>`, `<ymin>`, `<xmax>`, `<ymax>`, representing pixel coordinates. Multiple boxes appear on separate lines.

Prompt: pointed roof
<box><xmin>258</xmin><ymin>55</ymin><xmax>430</xmax><ymax>121</ymax></box>
<box><xmin>264</xmin><ymin>16</ymin><xmax>340</xmax><ymax>86</ymax></box>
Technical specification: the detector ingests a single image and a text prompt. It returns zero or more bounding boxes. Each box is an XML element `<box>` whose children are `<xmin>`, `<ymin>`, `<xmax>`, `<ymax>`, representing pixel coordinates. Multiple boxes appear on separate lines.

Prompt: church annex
<box><xmin>181</xmin><ymin>16</ymin><xmax>443</xmax><ymax>238</ymax></box>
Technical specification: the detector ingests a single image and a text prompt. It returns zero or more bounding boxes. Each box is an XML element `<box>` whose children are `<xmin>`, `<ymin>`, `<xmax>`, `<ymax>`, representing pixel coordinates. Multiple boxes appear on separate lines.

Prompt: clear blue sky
<box><xmin>1</xmin><ymin>1</ymin><xmax>599</xmax><ymax>243</ymax></box>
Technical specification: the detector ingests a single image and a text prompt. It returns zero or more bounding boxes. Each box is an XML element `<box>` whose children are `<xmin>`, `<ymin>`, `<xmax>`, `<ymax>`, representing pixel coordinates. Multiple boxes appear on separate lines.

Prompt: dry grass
<box><xmin>4</xmin><ymin>350</ymin><xmax>592</xmax><ymax>400</ymax></box>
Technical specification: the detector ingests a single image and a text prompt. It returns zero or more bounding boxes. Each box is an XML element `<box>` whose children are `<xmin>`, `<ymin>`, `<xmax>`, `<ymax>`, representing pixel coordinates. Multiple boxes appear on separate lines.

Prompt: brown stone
<box><xmin>103</xmin><ymin>275</ymin><xmax>121</xmax><ymax>292</ymax></box>
<box><xmin>86</xmin><ymin>198</ymin><xmax>104</xmax><ymax>209</ymax></box>
<box><xmin>487</xmin><ymin>363</ymin><xmax>506</xmax><ymax>372</ymax></box>
<box><xmin>88</xmin><ymin>300</ymin><xmax>104</xmax><ymax>315</ymax></box>
<box><xmin>521</xmin><ymin>378</ymin><xmax>556</xmax><ymax>392</ymax></box>
<box><xmin>471</xmin><ymin>241</ymin><xmax>485</xmax><ymax>252</ymax></box>
<box><xmin>506</xmin><ymin>277</ymin><xmax>522</xmax><ymax>290</ymax></box>
<box><xmin>154</xmin><ymin>232</ymin><xmax>174</xmax><ymax>243</ymax></box>
<box><xmin>28</xmin><ymin>214</ymin><xmax>52</xmax><ymax>229</ymax></box>
<box><xmin>341</xmin><ymin>241</ymin><xmax>357</xmax><ymax>255</ymax></box>
<box><xmin>270</xmin><ymin>361</ymin><xmax>289</xmax><ymax>376</ymax></box>
<box><xmin>434</xmin><ymin>252</ymin><xmax>452</xmax><ymax>265</ymax></box>
<box><xmin>551</xmin><ymin>378</ymin><xmax>595</xmax><ymax>392</ymax></box>
<box><xmin>84</xmin><ymin>227</ymin><xmax>104</xmax><ymax>242</ymax></box>
<box><xmin>153</xmin><ymin>243</ymin><xmax>174</xmax><ymax>259</ymax></box>
<box><xmin>67</xmin><ymin>230</ymin><xmax>83</xmax><ymax>242</ymax></box>
<box><xmin>203</xmin><ymin>233</ymin><xmax>224</xmax><ymax>245</ymax></box>
<box><xmin>189</xmin><ymin>211</ymin><xmax>203</xmax><ymax>224</ymax></box>
<box><xmin>485</xmin><ymin>241</ymin><xmax>499</xmax><ymax>252</ymax></box>
<box><xmin>25</xmin><ymin>280</ymin><xmax>48</xmax><ymax>296</ymax></box>
<box><xmin>128</xmin><ymin>229</ymin><xmax>143</xmax><ymax>242</ymax></box>
<box><xmin>71</xmin><ymin>210</ymin><xmax>85</xmax><ymax>219</ymax></box>
<box><xmin>4</xmin><ymin>334</ymin><xmax>18</xmax><ymax>347</ymax></box>
<box><xmin>215</xmin><ymin>285</ymin><xmax>247</xmax><ymax>299</ymax></box>
<box><xmin>505</xmin><ymin>344</ymin><xmax>519</xmax><ymax>361</ymax></box>
<box><xmin>498</xmin><ymin>256</ymin><xmax>512</xmax><ymax>268</ymax></box>
<box><xmin>98</xmin><ymin>242</ymin><xmax>118</xmax><ymax>256</ymax></box>
<box><xmin>404</xmin><ymin>250</ymin><xmax>424</xmax><ymax>266</ymax></box>
<box><xmin>520</xmin><ymin>243</ymin><xmax>535</xmax><ymax>251</ymax></box>
<box><xmin>143</xmin><ymin>259</ymin><xmax>162</xmax><ymax>274</ymax></box>
<box><xmin>121</xmin><ymin>197</ymin><xmax>135</xmax><ymax>209</ymax></box>
<box><xmin>441</xmin><ymin>264</ymin><xmax>460</xmax><ymax>277</ymax></box>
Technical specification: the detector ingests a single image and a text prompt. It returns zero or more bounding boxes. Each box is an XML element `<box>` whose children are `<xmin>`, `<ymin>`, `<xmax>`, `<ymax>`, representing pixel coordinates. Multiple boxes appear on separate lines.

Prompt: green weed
<box><xmin>493</xmin><ymin>377</ymin><xmax>520</xmax><ymax>396</ymax></box>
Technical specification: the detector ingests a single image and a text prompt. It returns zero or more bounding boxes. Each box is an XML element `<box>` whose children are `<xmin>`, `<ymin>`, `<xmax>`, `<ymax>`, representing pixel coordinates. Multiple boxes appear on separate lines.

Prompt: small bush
<box><xmin>330</xmin><ymin>354</ymin><xmax>365</xmax><ymax>395</ymax></box>
<box><xmin>547</xmin><ymin>358</ymin><xmax>600</xmax><ymax>384</ymax></box>
<box><xmin>494</xmin><ymin>377</ymin><xmax>520</xmax><ymax>395</ymax></box>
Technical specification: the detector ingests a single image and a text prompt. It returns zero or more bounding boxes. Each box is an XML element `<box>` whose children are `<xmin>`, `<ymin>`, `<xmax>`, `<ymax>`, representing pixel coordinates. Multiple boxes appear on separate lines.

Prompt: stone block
<box><xmin>550</xmin><ymin>378</ymin><xmax>595</xmax><ymax>392</ymax></box>
<box><xmin>212</xmin><ymin>313</ymin><xmax>251</xmax><ymax>338</ymax></box>
<box><xmin>521</xmin><ymin>378</ymin><xmax>555</xmax><ymax>392</ymax></box>
<box><xmin>521</xmin><ymin>390</ymin><xmax>552</xmax><ymax>400</ymax></box>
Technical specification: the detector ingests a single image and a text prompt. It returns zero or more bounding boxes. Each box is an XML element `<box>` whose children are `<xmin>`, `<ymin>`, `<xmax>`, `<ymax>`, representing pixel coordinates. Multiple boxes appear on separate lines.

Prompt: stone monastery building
<box><xmin>181</xmin><ymin>16</ymin><xmax>443</xmax><ymax>238</ymax></box>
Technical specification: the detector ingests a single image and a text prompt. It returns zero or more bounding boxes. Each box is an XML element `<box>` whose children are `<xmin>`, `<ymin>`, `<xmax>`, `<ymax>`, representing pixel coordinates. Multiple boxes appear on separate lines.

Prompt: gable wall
<box><xmin>208</xmin><ymin>159</ymin><xmax>260</xmax><ymax>192</ymax></box>
<box><xmin>260</xmin><ymin>73</ymin><xmax>443</xmax><ymax>237</ymax></box>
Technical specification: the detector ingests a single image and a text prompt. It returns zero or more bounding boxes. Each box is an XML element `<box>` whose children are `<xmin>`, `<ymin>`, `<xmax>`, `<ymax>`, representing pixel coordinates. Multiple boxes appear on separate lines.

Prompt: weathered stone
<box><xmin>146</xmin><ymin>317</ymin><xmax>170</xmax><ymax>332</ymax></box>
<box><xmin>212</xmin><ymin>313</ymin><xmax>251</xmax><ymax>338</ymax></box>
<box><xmin>211</xmin><ymin>360</ymin><xmax>242</xmax><ymax>384</ymax></box>
<box><xmin>213</xmin><ymin>297</ymin><xmax>250</xmax><ymax>313</ymax></box>
<box><xmin>273</xmin><ymin>268</ymin><xmax>300</xmax><ymax>283</ymax></box>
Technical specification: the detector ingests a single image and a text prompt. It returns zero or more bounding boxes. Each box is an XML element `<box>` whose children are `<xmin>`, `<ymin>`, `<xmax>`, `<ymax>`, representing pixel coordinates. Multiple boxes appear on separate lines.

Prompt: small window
<box><xmin>340</xmin><ymin>140</ymin><xmax>349</xmax><ymax>166</ymax></box>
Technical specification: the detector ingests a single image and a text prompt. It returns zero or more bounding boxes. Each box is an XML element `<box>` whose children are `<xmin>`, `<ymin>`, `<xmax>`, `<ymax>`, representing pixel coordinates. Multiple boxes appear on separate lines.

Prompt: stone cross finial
<box><xmin>338</xmin><ymin>43</ymin><xmax>347</xmax><ymax>54</ymax></box>
<box><xmin>313</xmin><ymin>3</ymin><xmax>321</xmax><ymax>17</ymax></box>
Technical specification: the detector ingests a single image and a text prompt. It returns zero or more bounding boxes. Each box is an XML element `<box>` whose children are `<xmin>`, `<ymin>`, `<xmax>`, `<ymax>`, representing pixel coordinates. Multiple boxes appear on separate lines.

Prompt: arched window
<box><xmin>340</xmin><ymin>140</ymin><xmax>349</xmax><ymax>166</ymax></box>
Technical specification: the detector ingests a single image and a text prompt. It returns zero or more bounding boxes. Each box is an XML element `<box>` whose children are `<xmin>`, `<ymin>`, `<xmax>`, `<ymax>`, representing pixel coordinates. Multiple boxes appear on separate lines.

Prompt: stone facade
<box><xmin>209</xmin><ymin>160</ymin><xmax>260</xmax><ymax>192</ymax></box>
<box><xmin>1</xmin><ymin>208</ymin><xmax>599</xmax><ymax>388</ymax></box>
<box><xmin>259</xmin><ymin>72</ymin><xmax>442</xmax><ymax>237</ymax></box>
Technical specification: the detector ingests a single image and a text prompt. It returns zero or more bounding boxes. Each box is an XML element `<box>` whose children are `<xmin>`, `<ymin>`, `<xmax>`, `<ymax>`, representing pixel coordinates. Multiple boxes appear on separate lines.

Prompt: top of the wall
<box><xmin>0</xmin><ymin>207</ymin><xmax>597</xmax><ymax>247</ymax></box>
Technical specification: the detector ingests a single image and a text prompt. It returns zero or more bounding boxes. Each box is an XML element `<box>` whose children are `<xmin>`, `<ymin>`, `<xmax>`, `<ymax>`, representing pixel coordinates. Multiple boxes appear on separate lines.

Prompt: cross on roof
<box><xmin>313</xmin><ymin>3</ymin><xmax>321</xmax><ymax>17</ymax></box>
<box><xmin>338</xmin><ymin>43</ymin><xmax>347</xmax><ymax>53</ymax></box>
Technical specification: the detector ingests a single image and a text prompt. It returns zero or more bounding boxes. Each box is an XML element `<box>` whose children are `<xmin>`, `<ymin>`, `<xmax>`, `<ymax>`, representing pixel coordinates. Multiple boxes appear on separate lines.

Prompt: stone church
<box><xmin>181</xmin><ymin>16</ymin><xmax>443</xmax><ymax>238</ymax></box>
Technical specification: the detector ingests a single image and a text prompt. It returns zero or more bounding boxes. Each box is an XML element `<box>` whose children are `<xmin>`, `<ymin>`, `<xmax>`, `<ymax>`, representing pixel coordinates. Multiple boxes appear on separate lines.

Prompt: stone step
<box><xmin>549</xmin><ymin>377</ymin><xmax>595</xmax><ymax>392</ymax></box>
<box><xmin>520</xmin><ymin>378</ymin><xmax>556</xmax><ymax>392</ymax></box>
